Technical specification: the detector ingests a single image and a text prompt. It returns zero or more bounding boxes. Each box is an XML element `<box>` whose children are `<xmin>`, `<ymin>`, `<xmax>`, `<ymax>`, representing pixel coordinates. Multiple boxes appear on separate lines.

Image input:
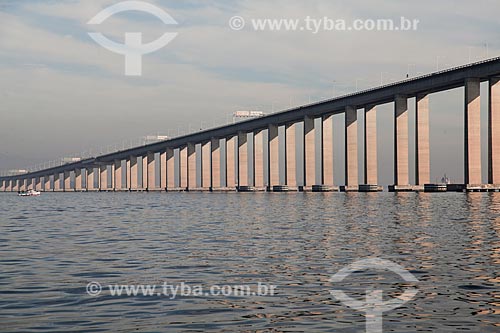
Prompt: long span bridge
<box><xmin>2</xmin><ymin>57</ymin><xmax>500</xmax><ymax>193</ymax></box>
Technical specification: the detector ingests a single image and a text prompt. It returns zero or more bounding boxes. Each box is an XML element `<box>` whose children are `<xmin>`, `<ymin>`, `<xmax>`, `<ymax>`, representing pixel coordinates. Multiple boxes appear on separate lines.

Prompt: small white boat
<box><xmin>18</xmin><ymin>189</ymin><xmax>41</xmax><ymax>197</ymax></box>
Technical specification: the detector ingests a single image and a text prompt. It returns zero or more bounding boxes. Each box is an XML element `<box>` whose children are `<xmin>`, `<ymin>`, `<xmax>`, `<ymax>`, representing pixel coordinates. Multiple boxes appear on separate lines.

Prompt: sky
<box><xmin>0</xmin><ymin>0</ymin><xmax>500</xmax><ymax>185</ymax></box>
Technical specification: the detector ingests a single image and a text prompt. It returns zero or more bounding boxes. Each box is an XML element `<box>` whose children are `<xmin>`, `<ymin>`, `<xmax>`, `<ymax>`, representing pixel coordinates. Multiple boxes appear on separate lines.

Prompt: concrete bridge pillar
<box><xmin>211</xmin><ymin>138</ymin><xmax>221</xmax><ymax>189</ymax></box>
<box><xmin>416</xmin><ymin>95</ymin><xmax>430</xmax><ymax>185</ymax></box>
<box><xmin>179</xmin><ymin>146</ymin><xmax>188</xmax><ymax>189</ymax></box>
<box><xmin>286</xmin><ymin>123</ymin><xmax>297</xmax><ymax>189</ymax></box>
<box><xmin>322</xmin><ymin>115</ymin><xmax>334</xmax><ymax>186</ymax></box>
<box><xmin>145</xmin><ymin>152</ymin><xmax>155</xmax><ymax>190</ymax></box>
<box><xmin>364</xmin><ymin>106</ymin><xmax>378</xmax><ymax>186</ymax></box>
<box><xmin>465</xmin><ymin>78</ymin><xmax>482</xmax><ymax>185</ymax></box>
<box><xmin>75</xmin><ymin>169</ymin><xmax>82</xmax><ymax>191</ymax></box>
<box><xmin>268</xmin><ymin>125</ymin><xmax>279</xmax><ymax>189</ymax></box>
<box><xmin>238</xmin><ymin>132</ymin><xmax>249</xmax><ymax>188</ymax></box>
<box><xmin>226</xmin><ymin>136</ymin><xmax>236</xmax><ymax>188</ymax></box>
<box><xmin>489</xmin><ymin>77</ymin><xmax>500</xmax><ymax>184</ymax></box>
<box><xmin>44</xmin><ymin>175</ymin><xmax>51</xmax><ymax>192</ymax></box>
<box><xmin>0</xmin><ymin>180</ymin><xmax>5</xmax><ymax>191</ymax></box>
<box><xmin>254</xmin><ymin>130</ymin><xmax>265</xmax><ymax>189</ymax></box>
<box><xmin>304</xmin><ymin>116</ymin><xmax>316</xmax><ymax>188</ymax></box>
<box><xmin>201</xmin><ymin>141</ymin><xmax>211</xmax><ymax>189</ymax></box>
<box><xmin>54</xmin><ymin>173</ymin><xmax>61</xmax><ymax>192</ymax></box>
<box><xmin>63</xmin><ymin>171</ymin><xmax>71</xmax><ymax>192</ymax></box>
<box><xmin>345</xmin><ymin>106</ymin><xmax>359</xmax><ymax>190</ymax></box>
<box><xmin>160</xmin><ymin>150</ymin><xmax>167</xmax><ymax>190</ymax></box>
<box><xmin>87</xmin><ymin>168</ymin><xmax>95</xmax><ymax>191</ymax></box>
<box><xmin>113</xmin><ymin>160</ymin><xmax>122</xmax><ymax>191</ymax></box>
<box><xmin>128</xmin><ymin>156</ymin><xmax>138</xmax><ymax>191</ymax></box>
<box><xmin>187</xmin><ymin>144</ymin><xmax>196</xmax><ymax>190</ymax></box>
<box><xmin>166</xmin><ymin>148</ymin><xmax>175</xmax><ymax>189</ymax></box>
<box><xmin>99</xmin><ymin>165</ymin><xmax>108</xmax><ymax>191</ymax></box>
<box><xmin>26</xmin><ymin>178</ymin><xmax>32</xmax><ymax>190</ymax></box>
<box><xmin>394</xmin><ymin>96</ymin><xmax>409</xmax><ymax>186</ymax></box>
<box><xmin>34</xmin><ymin>177</ymin><xmax>41</xmax><ymax>191</ymax></box>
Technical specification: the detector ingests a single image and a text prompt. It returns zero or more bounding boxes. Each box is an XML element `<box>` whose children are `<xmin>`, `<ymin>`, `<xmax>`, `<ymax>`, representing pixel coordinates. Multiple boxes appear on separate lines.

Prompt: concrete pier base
<box><xmin>311</xmin><ymin>185</ymin><xmax>339</xmax><ymax>192</ymax></box>
<box><xmin>166</xmin><ymin>187</ymin><xmax>188</xmax><ymax>192</ymax></box>
<box><xmin>424</xmin><ymin>184</ymin><xmax>447</xmax><ymax>192</ymax></box>
<box><xmin>340</xmin><ymin>185</ymin><xmax>359</xmax><ymax>192</ymax></box>
<box><xmin>388</xmin><ymin>185</ymin><xmax>424</xmax><ymax>192</ymax></box>
<box><xmin>237</xmin><ymin>186</ymin><xmax>255</xmax><ymax>192</ymax></box>
<box><xmin>211</xmin><ymin>187</ymin><xmax>237</xmax><ymax>192</ymax></box>
<box><xmin>359</xmin><ymin>184</ymin><xmax>384</xmax><ymax>192</ymax></box>
<box><xmin>271</xmin><ymin>185</ymin><xmax>298</xmax><ymax>192</ymax></box>
<box><xmin>448</xmin><ymin>184</ymin><xmax>500</xmax><ymax>192</ymax></box>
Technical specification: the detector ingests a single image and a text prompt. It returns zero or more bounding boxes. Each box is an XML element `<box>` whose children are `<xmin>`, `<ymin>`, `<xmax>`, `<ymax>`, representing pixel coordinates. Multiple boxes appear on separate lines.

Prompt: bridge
<box><xmin>2</xmin><ymin>57</ymin><xmax>500</xmax><ymax>193</ymax></box>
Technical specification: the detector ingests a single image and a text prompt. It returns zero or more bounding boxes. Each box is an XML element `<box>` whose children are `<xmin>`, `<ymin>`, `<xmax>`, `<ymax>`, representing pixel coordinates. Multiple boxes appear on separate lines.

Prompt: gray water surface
<box><xmin>0</xmin><ymin>192</ymin><xmax>499</xmax><ymax>332</ymax></box>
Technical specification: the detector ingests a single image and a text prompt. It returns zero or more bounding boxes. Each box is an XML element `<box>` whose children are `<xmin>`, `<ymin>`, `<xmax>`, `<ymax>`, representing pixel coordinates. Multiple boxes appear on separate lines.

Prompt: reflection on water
<box><xmin>0</xmin><ymin>192</ymin><xmax>499</xmax><ymax>332</ymax></box>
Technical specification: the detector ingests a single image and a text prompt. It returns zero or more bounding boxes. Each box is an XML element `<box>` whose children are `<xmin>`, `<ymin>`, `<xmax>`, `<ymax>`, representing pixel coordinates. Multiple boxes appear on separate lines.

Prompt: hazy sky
<box><xmin>1</xmin><ymin>0</ymin><xmax>499</xmax><ymax>185</ymax></box>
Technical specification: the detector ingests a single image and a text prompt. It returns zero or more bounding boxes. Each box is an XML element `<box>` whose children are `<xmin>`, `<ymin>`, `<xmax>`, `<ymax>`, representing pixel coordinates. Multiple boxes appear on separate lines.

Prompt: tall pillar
<box><xmin>304</xmin><ymin>116</ymin><xmax>316</xmax><ymax>187</ymax></box>
<box><xmin>54</xmin><ymin>173</ymin><xmax>61</xmax><ymax>192</ymax></box>
<box><xmin>238</xmin><ymin>132</ymin><xmax>249</xmax><ymax>188</ymax></box>
<box><xmin>179</xmin><ymin>147</ymin><xmax>188</xmax><ymax>189</ymax></box>
<box><xmin>160</xmin><ymin>150</ymin><xmax>167</xmax><ymax>190</ymax></box>
<box><xmin>254</xmin><ymin>130</ymin><xmax>265</xmax><ymax>188</ymax></box>
<box><xmin>86</xmin><ymin>168</ymin><xmax>95</xmax><ymax>191</ymax></box>
<box><xmin>226</xmin><ymin>136</ymin><xmax>236</xmax><ymax>188</ymax></box>
<box><xmin>201</xmin><ymin>141</ymin><xmax>211</xmax><ymax>189</ymax></box>
<box><xmin>187</xmin><ymin>144</ymin><xmax>196</xmax><ymax>189</ymax></box>
<box><xmin>64</xmin><ymin>171</ymin><xmax>71</xmax><ymax>192</ymax></box>
<box><xmin>113</xmin><ymin>160</ymin><xmax>122</xmax><ymax>191</ymax></box>
<box><xmin>322</xmin><ymin>115</ymin><xmax>334</xmax><ymax>185</ymax></box>
<box><xmin>489</xmin><ymin>77</ymin><xmax>500</xmax><ymax>184</ymax></box>
<box><xmin>75</xmin><ymin>169</ymin><xmax>82</xmax><ymax>191</ymax></box>
<box><xmin>364</xmin><ymin>106</ymin><xmax>378</xmax><ymax>185</ymax></box>
<box><xmin>142</xmin><ymin>155</ymin><xmax>148</xmax><ymax>190</ymax></box>
<box><xmin>211</xmin><ymin>138</ymin><xmax>221</xmax><ymax>189</ymax></box>
<box><xmin>0</xmin><ymin>180</ymin><xmax>4</xmax><ymax>192</ymax></box>
<box><xmin>26</xmin><ymin>178</ymin><xmax>32</xmax><ymax>190</ymax></box>
<box><xmin>286</xmin><ymin>123</ymin><xmax>297</xmax><ymax>187</ymax></box>
<box><xmin>44</xmin><ymin>175</ymin><xmax>51</xmax><ymax>192</ymax></box>
<box><xmin>394</xmin><ymin>96</ymin><xmax>409</xmax><ymax>186</ymax></box>
<box><xmin>129</xmin><ymin>156</ymin><xmax>138</xmax><ymax>190</ymax></box>
<box><xmin>268</xmin><ymin>125</ymin><xmax>279</xmax><ymax>188</ymax></box>
<box><xmin>145</xmin><ymin>152</ymin><xmax>155</xmax><ymax>190</ymax></box>
<box><xmin>416</xmin><ymin>95</ymin><xmax>430</xmax><ymax>185</ymax></box>
<box><xmin>20</xmin><ymin>179</ymin><xmax>27</xmax><ymax>192</ymax></box>
<box><xmin>100</xmin><ymin>165</ymin><xmax>108</xmax><ymax>191</ymax></box>
<box><xmin>464</xmin><ymin>78</ymin><xmax>481</xmax><ymax>185</ymax></box>
<box><xmin>345</xmin><ymin>106</ymin><xmax>358</xmax><ymax>188</ymax></box>
<box><xmin>166</xmin><ymin>148</ymin><xmax>175</xmax><ymax>189</ymax></box>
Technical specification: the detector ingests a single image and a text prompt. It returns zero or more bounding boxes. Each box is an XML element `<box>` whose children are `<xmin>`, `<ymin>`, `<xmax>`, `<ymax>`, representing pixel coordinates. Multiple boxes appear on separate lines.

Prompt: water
<box><xmin>0</xmin><ymin>192</ymin><xmax>498</xmax><ymax>332</ymax></box>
